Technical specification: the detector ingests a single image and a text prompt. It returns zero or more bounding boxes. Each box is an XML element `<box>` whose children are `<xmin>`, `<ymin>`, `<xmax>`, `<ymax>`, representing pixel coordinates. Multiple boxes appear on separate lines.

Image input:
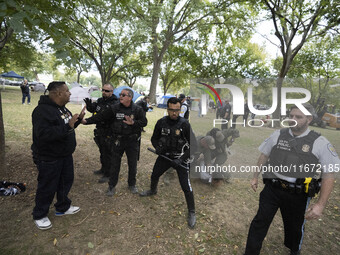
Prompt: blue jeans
<box><xmin>32</xmin><ymin>155</ymin><xmax>74</xmax><ymax>220</ymax></box>
<box><xmin>22</xmin><ymin>93</ymin><xmax>30</xmax><ymax>104</ymax></box>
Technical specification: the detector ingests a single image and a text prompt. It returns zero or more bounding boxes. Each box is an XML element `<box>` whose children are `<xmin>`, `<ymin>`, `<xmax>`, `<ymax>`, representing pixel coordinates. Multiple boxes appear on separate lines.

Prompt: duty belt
<box><xmin>269</xmin><ymin>178</ymin><xmax>304</xmax><ymax>194</ymax></box>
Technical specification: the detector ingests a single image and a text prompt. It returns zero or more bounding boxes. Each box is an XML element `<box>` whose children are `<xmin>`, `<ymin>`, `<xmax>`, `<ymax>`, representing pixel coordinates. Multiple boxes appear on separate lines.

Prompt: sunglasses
<box><xmin>102</xmin><ymin>89</ymin><xmax>112</xmax><ymax>92</ymax></box>
<box><xmin>119</xmin><ymin>93</ymin><xmax>130</xmax><ymax>97</ymax></box>
<box><xmin>167</xmin><ymin>108</ymin><xmax>181</xmax><ymax>112</ymax></box>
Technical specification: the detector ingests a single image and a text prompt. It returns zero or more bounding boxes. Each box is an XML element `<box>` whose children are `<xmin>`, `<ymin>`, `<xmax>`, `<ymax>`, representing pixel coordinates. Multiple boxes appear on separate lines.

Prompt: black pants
<box><xmin>221</xmin><ymin>118</ymin><xmax>230</xmax><ymax>130</ymax></box>
<box><xmin>150</xmin><ymin>157</ymin><xmax>195</xmax><ymax>212</ymax></box>
<box><xmin>32</xmin><ymin>155</ymin><xmax>74</xmax><ymax>220</ymax></box>
<box><xmin>244</xmin><ymin>182</ymin><xmax>310</xmax><ymax>254</ymax></box>
<box><xmin>94</xmin><ymin>131</ymin><xmax>112</xmax><ymax>177</ymax></box>
<box><xmin>109</xmin><ymin>135</ymin><xmax>139</xmax><ymax>187</ymax></box>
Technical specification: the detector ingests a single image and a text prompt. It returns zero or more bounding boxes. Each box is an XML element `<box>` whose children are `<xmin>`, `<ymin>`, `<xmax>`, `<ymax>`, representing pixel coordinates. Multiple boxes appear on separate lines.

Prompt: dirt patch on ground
<box><xmin>0</xmin><ymin>131</ymin><xmax>339</xmax><ymax>255</ymax></box>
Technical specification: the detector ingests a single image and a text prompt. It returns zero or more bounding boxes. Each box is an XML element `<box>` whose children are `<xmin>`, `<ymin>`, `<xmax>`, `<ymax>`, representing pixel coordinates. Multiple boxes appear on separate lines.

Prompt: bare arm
<box><xmin>251</xmin><ymin>153</ymin><xmax>269</xmax><ymax>192</ymax></box>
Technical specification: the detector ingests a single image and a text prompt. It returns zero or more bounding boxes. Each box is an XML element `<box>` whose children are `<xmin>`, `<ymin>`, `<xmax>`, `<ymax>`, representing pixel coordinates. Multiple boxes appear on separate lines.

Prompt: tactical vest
<box><xmin>94</xmin><ymin>96</ymin><xmax>117</xmax><ymax>129</ymax></box>
<box><xmin>267</xmin><ymin>128</ymin><xmax>320</xmax><ymax>179</ymax></box>
<box><xmin>182</xmin><ymin>102</ymin><xmax>190</xmax><ymax>119</ymax></box>
<box><xmin>158</xmin><ymin>117</ymin><xmax>189</xmax><ymax>158</ymax></box>
<box><xmin>111</xmin><ymin>103</ymin><xmax>140</xmax><ymax>135</ymax></box>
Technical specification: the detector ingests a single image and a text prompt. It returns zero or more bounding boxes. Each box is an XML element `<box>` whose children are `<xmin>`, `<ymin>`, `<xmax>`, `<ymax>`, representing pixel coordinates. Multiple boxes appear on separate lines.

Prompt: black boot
<box><xmin>187</xmin><ymin>211</ymin><xmax>196</xmax><ymax>229</ymax></box>
<box><xmin>106</xmin><ymin>186</ymin><xmax>115</xmax><ymax>197</ymax></box>
<box><xmin>290</xmin><ymin>250</ymin><xmax>301</xmax><ymax>255</ymax></box>
<box><xmin>128</xmin><ymin>186</ymin><xmax>139</xmax><ymax>194</ymax></box>
<box><xmin>140</xmin><ymin>178</ymin><xmax>158</xmax><ymax>196</ymax></box>
<box><xmin>139</xmin><ymin>189</ymin><xmax>157</xmax><ymax>196</ymax></box>
<box><xmin>185</xmin><ymin>192</ymin><xmax>196</xmax><ymax>228</ymax></box>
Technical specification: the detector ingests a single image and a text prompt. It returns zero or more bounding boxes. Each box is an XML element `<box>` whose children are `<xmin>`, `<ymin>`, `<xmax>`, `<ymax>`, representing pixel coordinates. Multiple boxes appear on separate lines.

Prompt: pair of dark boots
<box><xmin>140</xmin><ymin>188</ymin><xmax>196</xmax><ymax>229</ymax></box>
<box><xmin>106</xmin><ymin>185</ymin><xmax>138</xmax><ymax>197</ymax></box>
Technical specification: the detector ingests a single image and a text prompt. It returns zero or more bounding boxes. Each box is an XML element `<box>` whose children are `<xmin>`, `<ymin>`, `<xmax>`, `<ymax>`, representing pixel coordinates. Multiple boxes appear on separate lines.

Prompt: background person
<box><xmin>140</xmin><ymin>97</ymin><xmax>198</xmax><ymax>228</ymax></box>
<box><xmin>31</xmin><ymin>81</ymin><xmax>84</xmax><ymax>230</ymax></box>
<box><xmin>179</xmin><ymin>94</ymin><xmax>190</xmax><ymax>119</ymax></box>
<box><xmin>84</xmin><ymin>84</ymin><xmax>118</xmax><ymax>183</ymax></box>
<box><xmin>136</xmin><ymin>95</ymin><xmax>150</xmax><ymax>132</ymax></box>
<box><xmin>20</xmin><ymin>79</ymin><xmax>31</xmax><ymax>105</ymax></box>
<box><xmin>244</xmin><ymin>103</ymin><xmax>339</xmax><ymax>255</ymax></box>
<box><xmin>221</xmin><ymin>99</ymin><xmax>231</xmax><ymax>129</ymax></box>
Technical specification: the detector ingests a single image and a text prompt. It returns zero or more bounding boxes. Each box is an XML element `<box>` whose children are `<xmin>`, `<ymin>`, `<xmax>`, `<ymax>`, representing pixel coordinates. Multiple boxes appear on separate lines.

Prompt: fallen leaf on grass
<box><xmin>155</xmin><ymin>236</ymin><xmax>161</xmax><ymax>238</ymax></box>
<box><xmin>61</xmin><ymin>233</ymin><xmax>69</xmax><ymax>238</ymax></box>
<box><xmin>194</xmin><ymin>233</ymin><xmax>199</xmax><ymax>239</ymax></box>
<box><xmin>198</xmin><ymin>248</ymin><xmax>205</xmax><ymax>253</ymax></box>
<box><xmin>109</xmin><ymin>211</ymin><xmax>121</xmax><ymax>216</ymax></box>
<box><xmin>53</xmin><ymin>238</ymin><xmax>57</xmax><ymax>246</ymax></box>
<box><xmin>88</xmin><ymin>242</ymin><xmax>94</xmax><ymax>248</ymax></box>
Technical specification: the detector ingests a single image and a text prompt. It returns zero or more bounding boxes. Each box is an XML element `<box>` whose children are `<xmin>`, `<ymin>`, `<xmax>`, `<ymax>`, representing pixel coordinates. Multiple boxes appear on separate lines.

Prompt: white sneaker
<box><xmin>34</xmin><ymin>217</ymin><xmax>52</xmax><ymax>230</ymax></box>
<box><xmin>55</xmin><ymin>205</ymin><xmax>80</xmax><ymax>216</ymax></box>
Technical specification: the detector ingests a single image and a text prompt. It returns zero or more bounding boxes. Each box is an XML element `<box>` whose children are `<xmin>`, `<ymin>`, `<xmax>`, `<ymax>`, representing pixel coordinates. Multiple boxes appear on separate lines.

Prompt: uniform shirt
<box><xmin>179</xmin><ymin>101</ymin><xmax>189</xmax><ymax>119</ymax></box>
<box><xmin>259</xmin><ymin>128</ymin><xmax>340</xmax><ymax>182</ymax></box>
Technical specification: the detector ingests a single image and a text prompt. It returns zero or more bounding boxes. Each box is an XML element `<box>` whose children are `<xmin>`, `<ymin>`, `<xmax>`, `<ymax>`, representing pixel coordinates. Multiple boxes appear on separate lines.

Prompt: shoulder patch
<box><xmin>327</xmin><ymin>143</ymin><xmax>338</xmax><ymax>157</ymax></box>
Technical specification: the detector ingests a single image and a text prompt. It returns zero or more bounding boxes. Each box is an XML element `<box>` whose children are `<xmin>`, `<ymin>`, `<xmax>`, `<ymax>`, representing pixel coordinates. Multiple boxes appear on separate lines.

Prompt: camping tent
<box><xmin>70</xmin><ymin>82</ymin><xmax>81</xmax><ymax>88</ymax></box>
<box><xmin>0</xmin><ymin>71</ymin><xmax>24</xmax><ymax>79</ymax></box>
<box><xmin>157</xmin><ymin>94</ymin><xmax>176</xmax><ymax>108</ymax></box>
<box><xmin>113</xmin><ymin>86</ymin><xmax>142</xmax><ymax>103</ymax></box>
<box><xmin>32</xmin><ymin>83</ymin><xmax>45</xmax><ymax>92</ymax></box>
<box><xmin>88</xmin><ymin>86</ymin><xmax>99</xmax><ymax>94</ymax></box>
<box><xmin>69</xmin><ymin>86</ymin><xmax>90</xmax><ymax>103</ymax></box>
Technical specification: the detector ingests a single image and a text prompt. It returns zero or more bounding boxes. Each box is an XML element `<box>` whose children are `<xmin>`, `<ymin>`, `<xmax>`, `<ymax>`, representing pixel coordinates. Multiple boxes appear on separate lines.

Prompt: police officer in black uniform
<box><xmin>82</xmin><ymin>88</ymin><xmax>147</xmax><ymax>196</ymax></box>
<box><xmin>140</xmin><ymin>97</ymin><xmax>198</xmax><ymax>228</ymax></box>
<box><xmin>84</xmin><ymin>84</ymin><xmax>118</xmax><ymax>183</ymax></box>
<box><xmin>244</xmin><ymin>103</ymin><xmax>338</xmax><ymax>255</ymax></box>
<box><xmin>221</xmin><ymin>99</ymin><xmax>231</xmax><ymax>129</ymax></box>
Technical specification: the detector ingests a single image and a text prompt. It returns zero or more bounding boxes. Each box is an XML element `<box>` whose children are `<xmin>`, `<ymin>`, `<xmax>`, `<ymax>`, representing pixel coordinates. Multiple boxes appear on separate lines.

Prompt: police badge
<box><xmin>175</xmin><ymin>129</ymin><xmax>180</xmax><ymax>136</ymax></box>
<box><xmin>302</xmin><ymin>144</ymin><xmax>310</xmax><ymax>152</ymax></box>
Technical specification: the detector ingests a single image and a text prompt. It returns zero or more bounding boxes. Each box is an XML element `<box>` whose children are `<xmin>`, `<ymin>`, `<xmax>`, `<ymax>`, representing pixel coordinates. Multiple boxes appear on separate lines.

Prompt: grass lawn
<box><xmin>0</xmin><ymin>88</ymin><xmax>339</xmax><ymax>255</ymax></box>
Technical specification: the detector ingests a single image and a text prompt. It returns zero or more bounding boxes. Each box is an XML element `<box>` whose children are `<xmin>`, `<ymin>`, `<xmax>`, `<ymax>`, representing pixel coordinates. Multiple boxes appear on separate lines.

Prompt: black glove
<box><xmin>155</xmin><ymin>146</ymin><xmax>163</xmax><ymax>155</ymax></box>
<box><xmin>83</xmin><ymin>98</ymin><xmax>92</xmax><ymax>108</ymax></box>
<box><xmin>171</xmin><ymin>158</ymin><xmax>182</xmax><ymax>168</ymax></box>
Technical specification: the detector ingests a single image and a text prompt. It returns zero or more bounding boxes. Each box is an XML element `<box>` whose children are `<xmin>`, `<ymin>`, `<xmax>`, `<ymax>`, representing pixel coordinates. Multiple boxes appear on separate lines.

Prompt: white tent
<box><xmin>70</xmin><ymin>82</ymin><xmax>81</xmax><ymax>88</ymax></box>
<box><xmin>88</xmin><ymin>86</ymin><xmax>99</xmax><ymax>94</ymax></box>
<box><xmin>69</xmin><ymin>87</ymin><xmax>90</xmax><ymax>103</ymax></box>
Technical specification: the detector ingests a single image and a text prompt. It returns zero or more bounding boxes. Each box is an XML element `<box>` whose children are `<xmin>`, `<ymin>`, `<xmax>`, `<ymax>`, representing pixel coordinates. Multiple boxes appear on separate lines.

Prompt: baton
<box><xmin>147</xmin><ymin>147</ymin><xmax>189</xmax><ymax>171</ymax></box>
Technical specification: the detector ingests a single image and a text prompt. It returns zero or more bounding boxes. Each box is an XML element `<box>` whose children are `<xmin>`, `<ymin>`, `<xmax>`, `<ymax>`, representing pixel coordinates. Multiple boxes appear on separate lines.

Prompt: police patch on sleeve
<box><xmin>327</xmin><ymin>143</ymin><xmax>338</xmax><ymax>157</ymax></box>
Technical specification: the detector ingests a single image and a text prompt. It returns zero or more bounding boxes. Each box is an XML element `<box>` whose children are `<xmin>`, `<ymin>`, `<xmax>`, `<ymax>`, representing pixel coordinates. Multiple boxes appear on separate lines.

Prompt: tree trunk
<box><xmin>272</xmin><ymin>77</ymin><xmax>284</xmax><ymax>127</ymax></box>
<box><xmin>149</xmin><ymin>57</ymin><xmax>162</xmax><ymax>103</ymax></box>
<box><xmin>77</xmin><ymin>71</ymin><xmax>81</xmax><ymax>83</ymax></box>
<box><xmin>0</xmin><ymin>92</ymin><xmax>6</xmax><ymax>172</ymax></box>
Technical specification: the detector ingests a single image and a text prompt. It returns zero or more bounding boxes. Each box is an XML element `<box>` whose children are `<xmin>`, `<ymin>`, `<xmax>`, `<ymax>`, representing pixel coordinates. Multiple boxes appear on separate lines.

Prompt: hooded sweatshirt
<box><xmin>31</xmin><ymin>95</ymin><xmax>76</xmax><ymax>161</ymax></box>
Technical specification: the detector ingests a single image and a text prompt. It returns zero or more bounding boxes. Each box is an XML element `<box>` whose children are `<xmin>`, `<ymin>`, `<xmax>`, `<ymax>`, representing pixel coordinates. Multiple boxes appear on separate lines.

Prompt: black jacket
<box><xmin>85</xmin><ymin>102</ymin><xmax>147</xmax><ymax>136</ymax></box>
<box><xmin>20</xmin><ymin>83</ymin><xmax>30</xmax><ymax>94</ymax></box>
<box><xmin>86</xmin><ymin>95</ymin><xmax>118</xmax><ymax>129</ymax></box>
<box><xmin>31</xmin><ymin>95</ymin><xmax>76</xmax><ymax>161</ymax></box>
